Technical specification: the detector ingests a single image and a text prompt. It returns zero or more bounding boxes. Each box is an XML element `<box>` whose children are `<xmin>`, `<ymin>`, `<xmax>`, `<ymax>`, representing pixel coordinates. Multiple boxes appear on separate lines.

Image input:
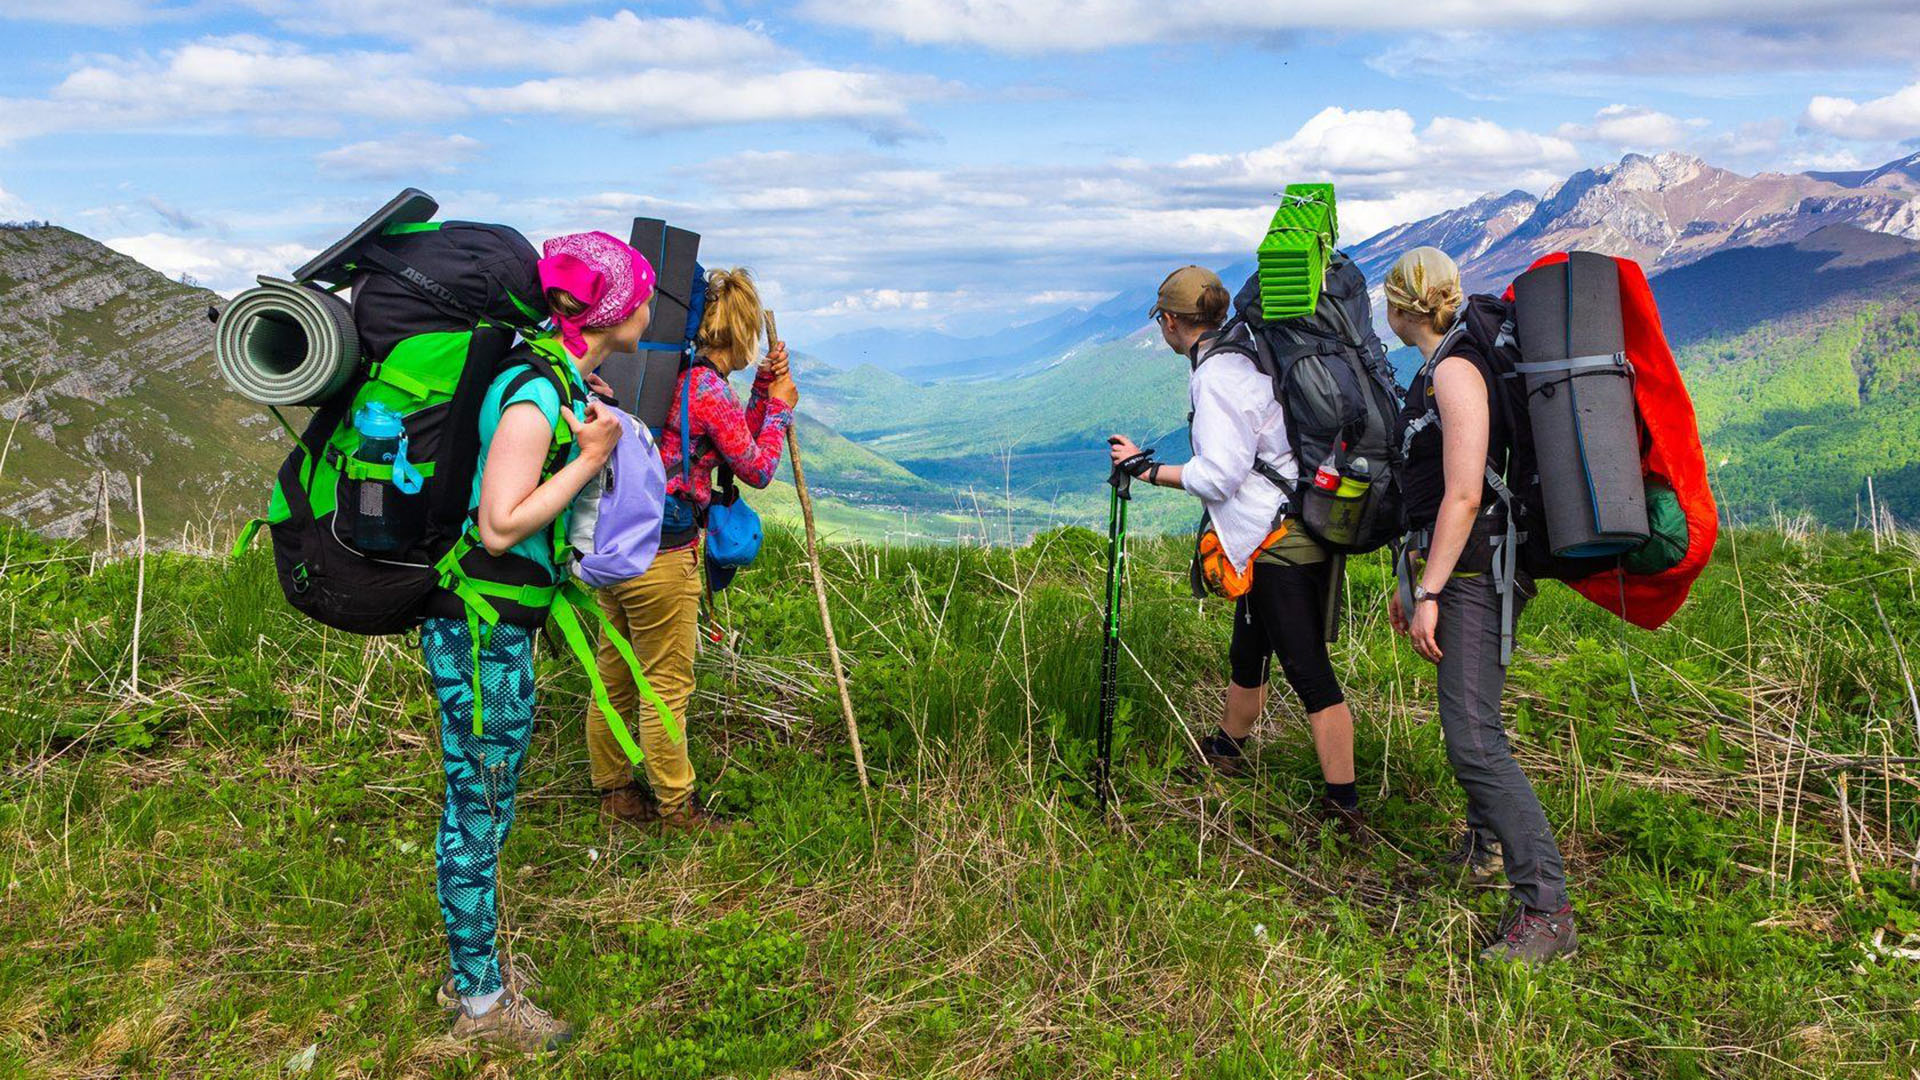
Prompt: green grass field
<box><xmin>2</xmin><ymin>521</ymin><xmax>1919</xmax><ymax>1078</ymax></box>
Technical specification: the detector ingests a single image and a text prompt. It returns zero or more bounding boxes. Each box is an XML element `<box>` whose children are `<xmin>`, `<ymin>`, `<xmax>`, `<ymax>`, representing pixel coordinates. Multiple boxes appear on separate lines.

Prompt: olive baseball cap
<box><xmin>1152</xmin><ymin>265</ymin><xmax>1224</xmax><ymax>318</ymax></box>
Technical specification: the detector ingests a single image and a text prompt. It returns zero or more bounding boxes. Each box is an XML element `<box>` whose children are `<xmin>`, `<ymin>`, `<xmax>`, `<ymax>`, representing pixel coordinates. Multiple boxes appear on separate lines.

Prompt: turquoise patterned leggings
<box><xmin>420</xmin><ymin>617</ymin><xmax>538</xmax><ymax>998</ymax></box>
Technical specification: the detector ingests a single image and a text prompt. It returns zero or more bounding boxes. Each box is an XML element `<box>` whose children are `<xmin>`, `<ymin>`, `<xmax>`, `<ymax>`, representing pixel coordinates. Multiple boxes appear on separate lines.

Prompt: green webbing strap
<box><xmin>436</xmin><ymin>531</ymin><xmax>503</xmax><ymax>736</ymax></box>
<box><xmin>232</xmin><ymin>518</ymin><xmax>266</xmax><ymax>556</ymax></box>
<box><xmin>468</xmin><ymin>607</ymin><xmax>488</xmax><ymax>737</ymax></box>
<box><xmin>567</xmin><ymin>580</ymin><xmax>681</xmax><ymax>744</ymax></box>
<box><xmin>368</xmin><ymin>362</ymin><xmax>431</xmax><ymax>400</ymax></box>
<box><xmin>548</xmin><ymin>583</ymin><xmax>679</xmax><ymax>766</ymax></box>
<box><xmin>266</xmin><ymin>405</ymin><xmax>304</xmax><ymax>445</ymax></box>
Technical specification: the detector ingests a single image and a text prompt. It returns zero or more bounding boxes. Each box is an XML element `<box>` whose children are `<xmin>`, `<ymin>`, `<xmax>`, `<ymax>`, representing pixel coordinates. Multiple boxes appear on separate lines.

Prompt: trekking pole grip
<box><xmin>1105</xmin><ymin>436</ymin><xmax>1136</xmax><ymax>499</ymax></box>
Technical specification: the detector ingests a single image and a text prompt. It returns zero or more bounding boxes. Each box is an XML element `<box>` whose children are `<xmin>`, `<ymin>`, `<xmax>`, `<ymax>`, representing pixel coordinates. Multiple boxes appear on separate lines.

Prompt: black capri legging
<box><xmin>1228</xmin><ymin>559</ymin><xmax>1345</xmax><ymax>714</ymax></box>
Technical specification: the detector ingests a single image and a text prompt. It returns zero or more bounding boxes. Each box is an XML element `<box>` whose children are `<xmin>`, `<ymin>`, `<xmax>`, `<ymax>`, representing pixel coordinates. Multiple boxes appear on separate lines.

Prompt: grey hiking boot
<box><xmin>436</xmin><ymin>956</ymin><xmax>538</xmax><ymax>1011</ymax></box>
<box><xmin>449</xmin><ymin>989</ymin><xmax>574</xmax><ymax>1054</ymax></box>
<box><xmin>1441</xmin><ymin>829</ymin><xmax>1507</xmax><ymax>889</ymax></box>
<box><xmin>1479</xmin><ymin>905</ymin><xmax>1578</xmax><ymax>967</ymax></box>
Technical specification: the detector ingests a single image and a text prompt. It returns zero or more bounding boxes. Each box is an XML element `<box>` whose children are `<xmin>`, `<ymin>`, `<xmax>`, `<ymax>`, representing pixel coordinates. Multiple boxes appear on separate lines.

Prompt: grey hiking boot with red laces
<box><xmin>449</xmin><ymin>988</ymin><xmax>574</xmax><ymax>1054</ymax></box>
<box><xmin>1479</xmin><ymin>904</ymin><xmax>1578</xmax><ymax>967</ymax></box>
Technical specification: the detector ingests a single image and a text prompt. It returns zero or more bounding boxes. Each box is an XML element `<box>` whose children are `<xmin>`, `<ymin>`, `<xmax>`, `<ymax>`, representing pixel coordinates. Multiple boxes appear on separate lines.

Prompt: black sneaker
<box><xmin>1198</xmin><ymin>730</ymin><xmax>1249</xmax><ymax>778</ymax></box>
<box><xmin>1479</xmin><ymin>904</ymin><xmax>1578</xmax><ymax>967</ymax></box>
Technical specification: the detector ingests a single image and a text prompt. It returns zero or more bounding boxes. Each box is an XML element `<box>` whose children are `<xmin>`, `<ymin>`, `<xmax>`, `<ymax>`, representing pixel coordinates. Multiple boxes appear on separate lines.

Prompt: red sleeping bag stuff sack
<box><xmin>1507</xmin><ymin>252</ymin><xmax>1717</xmax><ymax>630</ymax></box>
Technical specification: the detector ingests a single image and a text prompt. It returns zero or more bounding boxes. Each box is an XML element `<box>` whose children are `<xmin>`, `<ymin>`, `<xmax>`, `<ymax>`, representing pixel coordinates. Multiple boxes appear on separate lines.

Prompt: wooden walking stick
<box><xmin>766</xmin><ymin>312</ymin><xmax>870</xmax><ymax>788</ymax></box>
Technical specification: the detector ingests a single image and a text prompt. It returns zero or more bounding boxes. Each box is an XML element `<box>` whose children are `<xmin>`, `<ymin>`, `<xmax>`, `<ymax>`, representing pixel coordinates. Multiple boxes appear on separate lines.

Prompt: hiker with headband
<box><xmin>424</xmin><ymin>230</ymin><xmax>654</xmax><ymax>1051</ymax></box>
<box><xmin>1386</xmin><ymin>245</ymin><xmax>1577</xmax><ymax>965</ymax></box>
<box><xmin>585</xmin><ymin>266</ymin><xmax>796</xmax><ymax>833</ymax></box>
<box><xmin>1108</xmin><ymin>265</ymin><xmax>1367</xmax><ymax>832</ymax></box>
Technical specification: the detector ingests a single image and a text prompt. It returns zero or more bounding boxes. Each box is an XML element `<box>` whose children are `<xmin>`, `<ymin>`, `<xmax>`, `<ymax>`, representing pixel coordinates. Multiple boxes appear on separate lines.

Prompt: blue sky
<box><xmin>1</xmin><ymin>0</ymin><xmax>1916</xmax><ymax>340</ymax></box>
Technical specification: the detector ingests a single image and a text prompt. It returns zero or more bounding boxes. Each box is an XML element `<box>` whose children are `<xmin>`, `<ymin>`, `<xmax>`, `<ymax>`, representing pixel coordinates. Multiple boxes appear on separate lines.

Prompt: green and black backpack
<box><xmin>232</xmin><ymin>198</ymin><xmax>669</xmax><ymax>761</ymax></box>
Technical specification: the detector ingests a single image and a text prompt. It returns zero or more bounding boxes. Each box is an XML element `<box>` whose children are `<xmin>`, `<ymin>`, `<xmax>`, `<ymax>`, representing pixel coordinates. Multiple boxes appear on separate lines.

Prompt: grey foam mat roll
<box><xmin>215</xmin><ymin>276</ymin><xmax>361</xmax><ymax>406</ymax></box>
<box><xmin>1512</xmin><ymin>252</ymin><xmax>1649</xmax><ymax>557</ymax></box>
<box><xmin>598</xmin><ymin>218</ymin><xmax>702</xmax><ymax>430</ymax></box>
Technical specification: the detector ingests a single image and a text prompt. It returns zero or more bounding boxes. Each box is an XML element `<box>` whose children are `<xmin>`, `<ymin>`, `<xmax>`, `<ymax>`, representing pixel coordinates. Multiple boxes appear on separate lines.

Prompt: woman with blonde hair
<box><xmin>1386</xmin><ymin>246</ymin><xmax>1577</xmax><ymax>966</ymax></box>
<box><xmin>584</xmin><ymin>266</ymin><xmax>796</xmax><ymax>832</ymax></box>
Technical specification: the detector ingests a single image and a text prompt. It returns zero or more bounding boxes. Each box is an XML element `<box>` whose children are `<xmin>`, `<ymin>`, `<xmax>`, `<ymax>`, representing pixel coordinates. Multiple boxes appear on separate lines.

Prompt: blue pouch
<box><xmin>705</xmin><ymin>492</ymin><xmax>762</xmax><ymax>568</ymax></box>
<box><xmin>662</xmin><ymin>493</ymin><xmax>698</xmax><ymax>535</ymax></box>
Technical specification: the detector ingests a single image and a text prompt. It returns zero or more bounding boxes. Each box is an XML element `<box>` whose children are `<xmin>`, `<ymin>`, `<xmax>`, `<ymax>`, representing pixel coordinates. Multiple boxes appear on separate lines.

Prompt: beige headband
<box><xmin>1383</xmin><ymin>246</ymin><xmax>1460</xmax><ymax>315</ymax></box>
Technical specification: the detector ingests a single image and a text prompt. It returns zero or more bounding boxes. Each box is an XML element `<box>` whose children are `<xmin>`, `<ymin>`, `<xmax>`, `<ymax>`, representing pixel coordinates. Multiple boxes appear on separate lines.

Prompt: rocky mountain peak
<box><xmin>1613</xmin><ymin>151</ymin><xmax>1707</xmax><ymax>190</ymax></box>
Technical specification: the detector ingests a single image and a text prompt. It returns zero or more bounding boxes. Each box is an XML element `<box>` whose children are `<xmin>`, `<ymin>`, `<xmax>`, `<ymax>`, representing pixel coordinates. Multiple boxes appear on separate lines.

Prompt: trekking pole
<box><xmin>1096</xmin><ymin>442</ymin><xmax>1134</xmax><ymax>815</ymax></box>
<box><xmin>766</xmin><ymin>312</ymin><xmax>870</xmax><ymax>790</ymax></box>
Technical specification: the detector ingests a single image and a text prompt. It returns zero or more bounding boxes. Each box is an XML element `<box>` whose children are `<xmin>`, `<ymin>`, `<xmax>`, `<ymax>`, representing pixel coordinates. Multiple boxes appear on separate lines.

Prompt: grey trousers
<box><xmin>1436</xmin><ymin>573</ymin><xmax>1570</xmax><ymax>913</ymax></box>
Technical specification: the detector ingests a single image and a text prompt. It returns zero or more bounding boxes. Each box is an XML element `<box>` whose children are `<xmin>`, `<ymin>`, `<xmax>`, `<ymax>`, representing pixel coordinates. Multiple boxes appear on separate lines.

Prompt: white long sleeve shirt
<box><xmin>1181</xmin><ymin>329</ymin><xmax>1296</xmax><ymax>569</ymax></box>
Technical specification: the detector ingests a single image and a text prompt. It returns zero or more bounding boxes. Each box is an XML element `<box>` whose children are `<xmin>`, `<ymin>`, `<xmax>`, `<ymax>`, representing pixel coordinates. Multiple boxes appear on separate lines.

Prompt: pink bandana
<box><xmin>538</xmin><ymin>231</ymin><xmax>657</xmax><ymax>358</ymax></box>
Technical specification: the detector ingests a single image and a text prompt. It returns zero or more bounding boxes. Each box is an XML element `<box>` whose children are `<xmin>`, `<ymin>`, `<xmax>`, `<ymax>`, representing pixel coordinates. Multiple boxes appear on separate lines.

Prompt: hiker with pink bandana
<box><xmin>424</xmin><ymin>230</ymin><xmax>655</xmax><ymax>1053</ymax></box>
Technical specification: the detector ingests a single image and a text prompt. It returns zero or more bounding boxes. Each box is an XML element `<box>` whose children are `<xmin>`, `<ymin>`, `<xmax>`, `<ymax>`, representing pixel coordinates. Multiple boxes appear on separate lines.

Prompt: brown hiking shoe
<box><xmin>449</xmin><ymin>989</ymin><xmax>574</xmax><ymax>1053</ymax></box>
<box><xmin>657</xmin><ymin>799</ymin><xmax>738</xmax><ymax>834</ymax></box>
<box><xmin>1479</xmin><ymin>905</ymin><xmax>1579</xmax><ymax>967</ymax></box>
<box><xmin>1440</xmin><ymin>830</ymin><xmax>1508</xmax><ymax>889</ymax></box>
<box><xmin>600</xmin><ymin>783</ymin><xmax>659</xmax><ymax>828</ymax></box>
<box><xmin>436</xmin><ymin>956</ymin><xmax>538</xmax><ymax>1012</ymax></box>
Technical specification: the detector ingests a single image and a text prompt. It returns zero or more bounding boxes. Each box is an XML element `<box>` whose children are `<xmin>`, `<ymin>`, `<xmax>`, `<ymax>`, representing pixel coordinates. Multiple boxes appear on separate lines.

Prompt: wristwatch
<box><xmin>1413</xmin><ymin>584</ymin><xmax>1445</xmax><ymax>605</ymax></box>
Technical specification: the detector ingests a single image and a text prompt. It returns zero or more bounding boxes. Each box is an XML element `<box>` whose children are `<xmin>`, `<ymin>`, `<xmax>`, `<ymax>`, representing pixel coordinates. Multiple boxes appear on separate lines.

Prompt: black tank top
<box><xmin>1395</xmin><ymin>332</ymin><xmax>1509</xmax><ymax>531</ymax></box>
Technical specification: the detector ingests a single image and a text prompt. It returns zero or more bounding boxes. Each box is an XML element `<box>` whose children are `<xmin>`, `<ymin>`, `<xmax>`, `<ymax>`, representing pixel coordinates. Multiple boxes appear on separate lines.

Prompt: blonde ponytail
<box><xmin>696</xmin><ymin>267</ymin><xmax>763</xmax><ymax>372</ymax></box>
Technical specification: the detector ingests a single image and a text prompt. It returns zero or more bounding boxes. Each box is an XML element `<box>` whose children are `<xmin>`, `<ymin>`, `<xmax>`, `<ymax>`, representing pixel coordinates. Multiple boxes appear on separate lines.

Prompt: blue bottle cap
<box><xmin>353</xmin><ymin>401</ymin><xmax>406</xmax><ymax>440</ymax></box>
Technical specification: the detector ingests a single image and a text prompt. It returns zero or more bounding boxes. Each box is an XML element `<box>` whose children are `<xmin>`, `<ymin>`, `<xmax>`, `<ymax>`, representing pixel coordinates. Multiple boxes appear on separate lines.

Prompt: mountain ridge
<box><xmin>7</xmin><ymin>147</ymin><xmax>1920</xmax><ymax>543</ymax></box>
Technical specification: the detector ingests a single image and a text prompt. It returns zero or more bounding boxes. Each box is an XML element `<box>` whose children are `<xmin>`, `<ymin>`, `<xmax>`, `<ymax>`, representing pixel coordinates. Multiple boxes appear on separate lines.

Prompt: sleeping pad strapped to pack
<box><xmin>228</xmin><ymin>192</ymin><xmax>670</xmax><ymax>763</ymax></box>
<box><xmin>1436</xmin><ymin>251</ymin><xmax>1715</xmax><ymax>633</ymax></box>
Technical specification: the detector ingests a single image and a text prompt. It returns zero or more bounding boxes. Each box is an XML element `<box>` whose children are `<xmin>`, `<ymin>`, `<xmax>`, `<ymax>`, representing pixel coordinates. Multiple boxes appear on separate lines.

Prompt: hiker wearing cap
<box><xmin>1107</xmin><ymin>265</ymin><xmax>1365</xmax><ymax>830</ymax></box>
<box><xmin>586</xmin><ymin>266</ymin><xmax>796</xmax><ymax>833</ymax></box>
<box><xmin>421</xmin><ymin>230</ymin><xmax>654</xmax><ymax>1051</ymax></box>
<box><xmin>1385</xmin><ymin>246</ymin><xmax>1577</xmax><ymax>966</ymax></box>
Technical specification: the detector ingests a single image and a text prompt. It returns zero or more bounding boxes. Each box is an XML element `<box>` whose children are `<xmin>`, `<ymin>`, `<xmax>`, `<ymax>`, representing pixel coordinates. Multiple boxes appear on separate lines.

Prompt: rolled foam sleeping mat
<box><xmin>1512</xmin><ymin>251</ymin><xmax>1650</xmax><ymax>558</ymax></box>
<box><xmin>216</xmin><ymin>276</ymin><xmax>361</xmax><ymax>406</ymax></box>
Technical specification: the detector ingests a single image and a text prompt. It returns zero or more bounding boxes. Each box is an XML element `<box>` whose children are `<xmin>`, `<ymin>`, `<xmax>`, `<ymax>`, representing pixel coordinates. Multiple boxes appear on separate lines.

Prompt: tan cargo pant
<box><xmin>584</xmin><ymin>545</ymin><xmax>699</xmax><ymax>810</ymax></box>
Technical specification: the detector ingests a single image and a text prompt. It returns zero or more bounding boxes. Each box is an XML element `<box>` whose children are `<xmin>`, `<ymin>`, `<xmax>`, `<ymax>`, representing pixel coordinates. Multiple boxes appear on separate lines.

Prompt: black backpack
<box><xmin>1214</xmin><ymin>253</ymin><xmax>1403</xmax><ymax>554</ymax></box>
<box><xmin>236</xmin><ymin>220</ymin><xmax>559</xmax><ymax>636</ymax></box>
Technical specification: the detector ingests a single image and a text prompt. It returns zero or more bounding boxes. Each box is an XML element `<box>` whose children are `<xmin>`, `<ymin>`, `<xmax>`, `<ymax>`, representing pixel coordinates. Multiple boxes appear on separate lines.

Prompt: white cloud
<box><xmin>804</xmin><ymin>0</ymin><xmax>1905</xmax><ymax>53</ymax></box>
<box><xmin>580</xmin><ymin>106</ymin><xmax>1590</xmax><ymax>338</ymax></box>
<box><xmin>1804</xmin><ymin>81</ymin><xmax>1920</xmax><ymax>142</ymax></box>
<box><xmin>1786</xmin><ymin>148</ymin><xmax>1867</xmax><ymax>172</ymax></box>
<box><xmin>103</xmin><ymin>232</ymin><xmax>314</xmax><ymax>295</ymax></box>
<box><xmin>0</xmin><ymin>183</ymin><xmax>28</xmax><ymax>219</ymax></box>
<box><xmin>0</xmin><ymin>0</ymin><xmax>163</xmax><ymax>25</ymax></box>
<box><xmin>1557</xmin><ymin>105</ymin><xmax>1708</xmax><ymax>151</ymax></box>
<box><xmin>804</xmin><ymin>289</ymin><xmax>941</xmax><ymax>317</ymax></box>
<box><xmin>481</xmin><ymin>68</ymin><xmax>940</xmax><ymax>133</ymax></box>
<box><xmin>1174</xmin><ymin>107</ymin><xmax>1579</xmax><ymax>208</ymax></box>
<box><xmin>0</xmin><ymin>12</ymin><xmax>935</xmax><ymax>144</ymax></box>
<box><xmin>21</xmin><ymin>34</ymin><xmax>464</xmax><ymax>142</ymax></box>
<box><xmin>316</xmin><ymin>134</ymin><xmax>483</xmax><ymax>180</ymax></box>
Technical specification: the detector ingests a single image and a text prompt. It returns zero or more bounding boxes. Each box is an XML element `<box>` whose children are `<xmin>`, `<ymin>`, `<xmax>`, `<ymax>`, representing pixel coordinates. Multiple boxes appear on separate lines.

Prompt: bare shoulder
<box><xmin>1432</xmin><ymin>353</ymin><xmax>1487</xmax><ymax>395</ymax></box>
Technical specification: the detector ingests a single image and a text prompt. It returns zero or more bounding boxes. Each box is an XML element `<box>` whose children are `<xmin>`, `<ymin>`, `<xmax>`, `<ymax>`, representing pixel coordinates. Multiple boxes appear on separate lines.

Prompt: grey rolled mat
<box><xmin>1511</xmin><ymin>252</ymin><xmax>1649</xmax><ymax>558</ymax></box>
<box><xmin>215</xmin><ymin>276</ymin><xmax>361</xmax><ymax>406</ymax></box>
